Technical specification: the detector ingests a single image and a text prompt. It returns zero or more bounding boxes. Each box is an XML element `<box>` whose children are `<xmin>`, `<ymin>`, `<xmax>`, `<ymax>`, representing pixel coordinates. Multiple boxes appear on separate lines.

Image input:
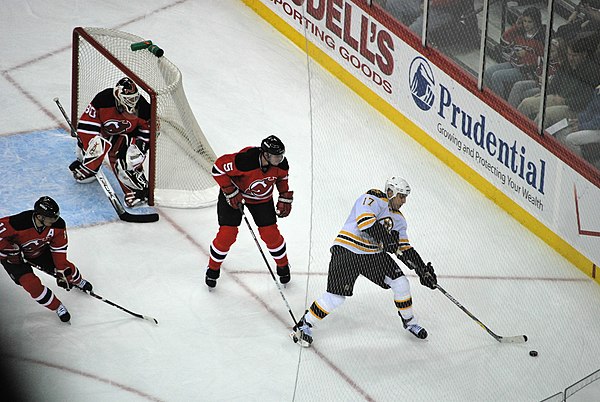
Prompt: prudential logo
<box><xmin>409</xmin><ymin>56</ymin><xmax>435</xmax><ymax>111</ymax></box>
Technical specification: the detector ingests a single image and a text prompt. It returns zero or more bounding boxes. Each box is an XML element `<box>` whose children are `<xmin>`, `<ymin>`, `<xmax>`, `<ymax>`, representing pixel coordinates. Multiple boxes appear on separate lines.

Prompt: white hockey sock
<box><xmin>306</xmin><ymin>292</ymin><xmax>345</xmax><ymax>327</ymax></box>
<box><xmin>385</xmin><ymin>275</ymin><xmax>417</xmax><ymax>324</ymax></box>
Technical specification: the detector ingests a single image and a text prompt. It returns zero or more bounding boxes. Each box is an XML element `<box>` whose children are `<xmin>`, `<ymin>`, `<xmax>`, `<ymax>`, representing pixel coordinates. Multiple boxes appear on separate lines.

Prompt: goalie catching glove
<box><xmin>396</xmin><ymin>248</ymin><xmax>437</xmax><ymax>289</ymax></box>
<box><xmin>276</xmin><ymin>191</ymin><xmax>293</xmax><ymax>218</ymax></box>
<box><xmin>69</xmin><ymin>160</ymin><xmax>97</xmax><ymax>183</ymax></box>
<box><xmin>222</xmin><ymin>185</ymin><xmax>244</xmax><ymax>210</ymax></box>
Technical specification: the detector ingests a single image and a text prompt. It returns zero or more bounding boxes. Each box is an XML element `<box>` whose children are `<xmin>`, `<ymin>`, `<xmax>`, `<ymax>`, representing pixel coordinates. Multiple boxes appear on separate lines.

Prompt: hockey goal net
<box><xmin>72</xmin><ymin>26</ymin><xmax>217</xmax><ymax>208</ymax></box>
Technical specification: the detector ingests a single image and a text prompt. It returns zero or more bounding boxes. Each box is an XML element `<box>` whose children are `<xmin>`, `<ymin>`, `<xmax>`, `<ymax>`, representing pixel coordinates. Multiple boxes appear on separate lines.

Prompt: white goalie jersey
<box><xmin>333</xmin><ymin>189</ymin><xmax>411</xmax><ymax>255</ymax></box>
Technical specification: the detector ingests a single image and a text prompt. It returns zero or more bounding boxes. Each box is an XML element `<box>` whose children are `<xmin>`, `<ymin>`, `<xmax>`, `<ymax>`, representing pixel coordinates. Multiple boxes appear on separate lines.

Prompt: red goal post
<box><xmin>71</xmin><ymin>27</ymin><xmax>218</xmax><ymax>208</ymax></box>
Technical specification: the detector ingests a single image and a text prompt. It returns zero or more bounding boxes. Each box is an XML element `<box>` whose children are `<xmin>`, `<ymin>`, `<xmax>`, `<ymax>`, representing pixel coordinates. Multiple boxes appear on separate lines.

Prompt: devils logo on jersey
<box><xmin>103</xmin><ymin>119</ymin><xmax>132</xmax><ymax>135</ymax></box>
<box><xmin>246</xmin><ymin>177</ymin><xmax>277</xmax><ymax>197</ymax></box>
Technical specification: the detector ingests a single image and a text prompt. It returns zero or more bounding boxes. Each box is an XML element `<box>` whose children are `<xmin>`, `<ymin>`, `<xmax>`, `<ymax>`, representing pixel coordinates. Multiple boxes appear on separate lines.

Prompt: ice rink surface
<box><xmin>1</xmin><ymin>1</ymin><xmax>599</xmax><ymax>401</ymax></box>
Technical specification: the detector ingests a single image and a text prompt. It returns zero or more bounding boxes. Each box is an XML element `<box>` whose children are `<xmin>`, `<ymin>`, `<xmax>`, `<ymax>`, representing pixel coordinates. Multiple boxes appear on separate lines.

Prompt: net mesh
<box><xmin>74</xmin><ymin>27</ymin><xmax>217</xmax><ymax>208</ymax></box>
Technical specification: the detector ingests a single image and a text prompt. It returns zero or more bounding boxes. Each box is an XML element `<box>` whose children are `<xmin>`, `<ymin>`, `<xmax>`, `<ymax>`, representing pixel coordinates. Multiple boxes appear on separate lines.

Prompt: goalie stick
<box><xmin>437</xmin><ymin>284</ymin><xmax>527</xmax><ymax>344</ymax></box>
<box><xmin>53</xmin><ymin>97</ymin><xmax>159</xmax><ymax>223</ymax></box>
<box><xmin>31</xmin><ymin>263</ymin><xmax>159</xmax><ymax>325</ymax></box>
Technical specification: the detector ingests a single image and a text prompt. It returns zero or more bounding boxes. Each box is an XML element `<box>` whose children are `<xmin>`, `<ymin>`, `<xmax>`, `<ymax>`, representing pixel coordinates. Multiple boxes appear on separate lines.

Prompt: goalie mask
<box><xmin>385</xmin><ymin>177</ymin><xmax>411</xmax><ymax>199</ymax></box>
<box><xmin>114</xmin><ymin>77</ymin><xmax>140</xmax><ymax>114</ymax></box>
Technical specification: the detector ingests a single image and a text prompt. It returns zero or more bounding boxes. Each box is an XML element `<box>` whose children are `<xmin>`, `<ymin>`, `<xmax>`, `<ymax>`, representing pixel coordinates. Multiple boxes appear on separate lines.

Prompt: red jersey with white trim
<box><xmin>211</xmin><ymin>146</ymin><xmax>290</xmax><ymax>204</ymax></box>
<box><xmin>76</xmin><ymin>88</ymin><xmax>151</xmax><ymax>148</ymax></box>
<box><xmin>0</xmin><ymin>211</ymin><xmax>74</xmax><ymax>270</ymax></box>
<box><xmin>334</xmin><ymin>189</ymin><xmax>411</xmax><ymax>255</ymax></box>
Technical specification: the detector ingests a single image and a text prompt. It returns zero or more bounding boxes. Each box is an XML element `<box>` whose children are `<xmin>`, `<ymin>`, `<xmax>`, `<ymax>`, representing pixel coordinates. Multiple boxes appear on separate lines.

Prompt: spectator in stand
<box><xmin>555</xmin><ymin>0</ymin><xmax>600</xmax><ymax>43</ymax></box>
<box><xmin>556</xmin><ymin>84</ymin><xmax>600</xmax><ymax>168</ymax></box>
<box><xmin>517</xmin><ymin>37</ymin><xmax>600</xmax><ymax>128</ymax></box>
<box><xmin>379</xmin><ymin>0</ymin><xmax>478</xmax><ymax>50</ymax></box>
<box><xmin>484</xmin><ymin>7</ymin><xmax>545</xmax><ymax>100</ymax></box>
<box><xmin>507</xmin><ymin>37</ymin><xmax>567</xmax><ymax>107</ymax></box>
<box><xmin>377</xmin><ymin>0</ymin><xmax>421</xmax><ymax>26</ymax></box>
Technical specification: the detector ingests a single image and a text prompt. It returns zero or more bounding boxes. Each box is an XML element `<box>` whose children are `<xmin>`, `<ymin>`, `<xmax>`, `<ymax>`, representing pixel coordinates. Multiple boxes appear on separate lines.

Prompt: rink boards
<box><xmin>243</xmin><ymin>0</ymin><xmax>600</xmax><ymax>282</ymax></box>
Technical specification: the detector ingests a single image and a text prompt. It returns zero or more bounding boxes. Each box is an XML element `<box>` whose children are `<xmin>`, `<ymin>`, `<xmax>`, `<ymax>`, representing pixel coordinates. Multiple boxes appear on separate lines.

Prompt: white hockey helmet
<box><xmin>113</xmin><ymin>77</ymin><xmax>140</xmax><ymax>114</ymax></box>
<box><xmin>385</xmin><ymin>176</ymin><xmax>411</xmax><ymax>199</ymax></box>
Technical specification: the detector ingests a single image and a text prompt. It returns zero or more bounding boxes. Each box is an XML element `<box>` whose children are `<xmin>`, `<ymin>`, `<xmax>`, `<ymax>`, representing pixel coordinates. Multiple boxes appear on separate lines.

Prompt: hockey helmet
<box><xmin>114</xmin><ymin>77</ymin><xmax>140</xmax><ymax>114</ymax></box>
<box><xmin>261</xmin><ymin>135</ymin><xmax>285</xmax><ymax>156</ymax></box>
<box><xmin>385</xmin><ymin>177</ymin><xmax>411</xmax><ymax>199</ymax></box>
<box><xmin>34</xmin><ymin>196</ymin><xmax>60</xmax><ymax>220</ymax></box>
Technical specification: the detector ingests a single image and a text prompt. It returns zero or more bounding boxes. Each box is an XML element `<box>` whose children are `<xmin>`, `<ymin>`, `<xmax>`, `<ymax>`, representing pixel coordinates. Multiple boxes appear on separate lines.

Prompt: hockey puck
<box><xmin>529</xmin><ymin>350</ymin><xmax>538</xmax><ymax>357</ymax></box>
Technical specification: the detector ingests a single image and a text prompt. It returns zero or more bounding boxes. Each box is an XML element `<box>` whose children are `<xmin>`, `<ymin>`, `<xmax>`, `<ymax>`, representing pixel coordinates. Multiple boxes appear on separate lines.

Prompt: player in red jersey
<box><xmin>69</xmin><ymin>77</ymin><xmax>151</xmax><ymax>208</ymax></box>
<box><xmin>205</xmin><ymin>135</ymin><xmax>294</xmax><ymax>289</ymax></box>
<box><xmin>0</xmin><ymin>197</ymin><xmax>93</xmax><ymax>323</ymax></box>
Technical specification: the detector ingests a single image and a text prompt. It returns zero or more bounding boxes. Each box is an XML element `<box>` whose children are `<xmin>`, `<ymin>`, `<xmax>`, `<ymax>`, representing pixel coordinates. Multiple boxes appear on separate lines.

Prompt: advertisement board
<box><xmin>246</xmin><ymin>0</ymin><xmax>600</xmax><ymax>278</ymax></box>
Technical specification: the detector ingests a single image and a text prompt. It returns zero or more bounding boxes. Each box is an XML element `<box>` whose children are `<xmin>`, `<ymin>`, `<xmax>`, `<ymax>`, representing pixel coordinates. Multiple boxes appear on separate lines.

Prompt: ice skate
<box><xmin>400</xmin><ymin>314</ymin><xmax>427</xmax><ymax>339</ymax></box>
<box><xmin>291</xmin><ymin>313</ymin><xmax>313</xmax><ymax>347</ymax></box>
<box><xmin>56</xmin><ymin>304</ymin><xmax>71</xmax><ymax>324</ymax></box>
<box><xmin>124</xmin><ymin>191</ymin><xmax>148</xmax><ymax>208</ymax></box>
<box><xmin>277</xmin><ymin>264</ymin><xmax>291</xmax><ymax>287</ymax></box>
<box><xmin>205</xmin><ymin>268</ymin><xmax>220</xmax><ymax>291</ymax></box>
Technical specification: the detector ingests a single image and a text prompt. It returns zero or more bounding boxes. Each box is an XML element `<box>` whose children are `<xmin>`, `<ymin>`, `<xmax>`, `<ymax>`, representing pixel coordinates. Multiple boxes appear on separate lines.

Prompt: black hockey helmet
<box><xmin>34</xmin><ymin>196</ymin><xmax>60</xmax><ymax>219</ymax></box>
<box><xmin>261</xmin><ymin>135</ymin><xmax>285</xmax><ymax>156</ymax></box>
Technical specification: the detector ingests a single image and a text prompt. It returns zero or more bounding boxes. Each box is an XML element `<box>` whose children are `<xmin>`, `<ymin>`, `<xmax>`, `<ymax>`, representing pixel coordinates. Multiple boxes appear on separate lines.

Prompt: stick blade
<box><xmin>289</xmin><ymin>331</ymin><xmax>312</xmax><ymax>348</ymax></box>
<box><xmin>119</xmin><ymin>211</ymin><xmax>159</xmax><ymax>223</ymax></box>
<box><xmin>499</xmin><ymin>335</ymin><xmax>528</xmax><ymax>343</ymax></box>
<box><xmin>143</xmin><ymin>316</ymin><xmax>159</xmax><ymax>325</ymax></box>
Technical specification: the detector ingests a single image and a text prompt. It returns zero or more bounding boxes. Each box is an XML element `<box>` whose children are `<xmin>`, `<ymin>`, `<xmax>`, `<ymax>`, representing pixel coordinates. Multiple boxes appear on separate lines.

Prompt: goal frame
<box><xmin>71</xmin><ymin>26</ymin><xmax>159</xmax><ymax>205</ymax></box>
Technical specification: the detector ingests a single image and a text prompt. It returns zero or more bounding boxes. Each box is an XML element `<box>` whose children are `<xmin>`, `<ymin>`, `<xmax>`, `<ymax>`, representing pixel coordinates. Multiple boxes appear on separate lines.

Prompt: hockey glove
<box><xmin>55</xmin><ymin>268</ymin><xmax>73</xmax><ymax>291</ymax></box>
<box><xmin>363</xmin><ymin>224</ymin><xmax>399</xmax><ymax>254</ymax></box>
<box><xmin>416</xmin><ymin>262</ymin><xmax>437</xmax><ymax>290</ymax></box>
<box><xmin>222</xmin><ymin>186</ymin><xmax>244</xmax><ymax>210</ymax></box>
<box><xmin>69</xmin><ymin>160</ymin><xmax>97</xmax><ymax>183</ymax></box>
<box><xmin>384</xmin><ymin>230</ymin><xmax>400</xmax><ymax>253</ymax></box>
<box><xmin>397</xmin><ymin>248</ymin><xmax>437</xmax><ymax>290</ymax></box>
<box><xmin>76</xmin><ymin>279</ymin><xmax>93</xmax><ymax>292</ymax></box>
<box><xmin>276</xmin><ymin>191</ymin><xmax>293</xmax><ymax>218</ymax></box>
<box><xmin>0</xmin><ymin>242</ymin><xmax>23</xmax><ymax>265</ymax></box>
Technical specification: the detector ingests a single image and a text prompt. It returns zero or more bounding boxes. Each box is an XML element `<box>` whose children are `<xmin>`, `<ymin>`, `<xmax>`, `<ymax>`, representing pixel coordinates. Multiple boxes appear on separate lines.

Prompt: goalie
<box><xmin>69</xmin><ymin>77</ymin><xmax>151</xmax><ymax>208</ymax></box>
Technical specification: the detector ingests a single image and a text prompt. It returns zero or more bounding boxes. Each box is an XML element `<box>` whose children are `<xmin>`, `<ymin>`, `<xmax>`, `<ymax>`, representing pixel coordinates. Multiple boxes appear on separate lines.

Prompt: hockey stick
<box><xmin>436</xmin><ymin>284</ymin><xmax>527</xmax><ymax>343</ymax></box>
<box><xmin>53</xmin><ymin>97</ymin><xmax>159</xmax><ymax>223</ymax></box>
<box><xmin>31</xmin><ymin>263</ymin><xmax>158</xmax><ymax>325</ymax></box>
<box><xmin>240</xmin><ymin>207</ymin><xmax>299</xmax><ymax>326</ymax></box>
<box><xmin>87</xmin><ymin>290</ymin><xmax>159</xmax><ymax>325</ymax></box>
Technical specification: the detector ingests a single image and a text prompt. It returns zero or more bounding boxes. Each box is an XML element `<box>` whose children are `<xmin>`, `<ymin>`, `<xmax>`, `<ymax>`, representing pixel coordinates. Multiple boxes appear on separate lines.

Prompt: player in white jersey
<box><xmin>292</xmin><ymin>177</ymin><xmax>437</xmax><ymax>347</ymax></box>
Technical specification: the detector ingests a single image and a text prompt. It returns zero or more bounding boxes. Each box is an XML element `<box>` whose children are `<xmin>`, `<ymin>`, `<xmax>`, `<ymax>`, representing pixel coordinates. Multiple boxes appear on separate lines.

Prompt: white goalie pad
<box><xmin>84</xmin><ymin>136</ymin><xmax>111</xmax><ymax>160</ymax></box>
<box><xmin>125</xmin><ymin>143</ymin><xmax>146</xmax><ymax>171</ymax></box>
<box><xmin>78</xmin><ymin>135</ymin><xmax>111</xmax><ymax>168</ymax></box>
<box><xmin>115</xmin><ymin>159</ymin><xmax>148</xmax><ymax>192</ymax></box>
